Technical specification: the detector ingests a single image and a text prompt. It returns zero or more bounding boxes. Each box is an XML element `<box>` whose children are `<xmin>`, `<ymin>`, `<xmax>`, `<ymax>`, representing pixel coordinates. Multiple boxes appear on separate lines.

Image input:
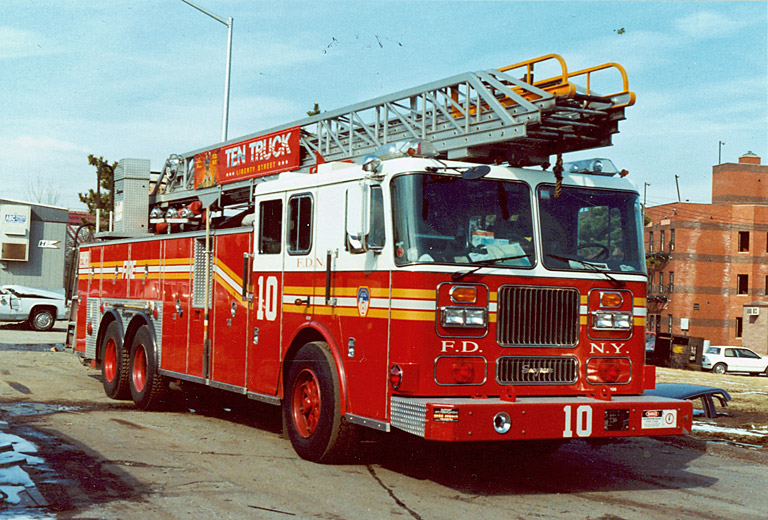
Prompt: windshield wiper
<box><xmin>545</xmin><ymin>253</ymin><xmax>626</xmax><ymax>287</ymax></box>
<box><xmin>451</xmin><ymin>254</ymin><xmax>533</xmax><ymax>281</ymax></box>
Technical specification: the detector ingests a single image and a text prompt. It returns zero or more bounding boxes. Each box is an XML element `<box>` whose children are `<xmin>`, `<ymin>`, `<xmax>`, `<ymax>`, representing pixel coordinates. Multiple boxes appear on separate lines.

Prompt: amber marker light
<box><xmin>450</xmin><ymin>286</ymin><xmax>477</xmax><ymax>304</ymax></box>
<box><xmin>600</xmin><ymin>291</ymin><xmax>623</xmax><ymax>308</ymax></box>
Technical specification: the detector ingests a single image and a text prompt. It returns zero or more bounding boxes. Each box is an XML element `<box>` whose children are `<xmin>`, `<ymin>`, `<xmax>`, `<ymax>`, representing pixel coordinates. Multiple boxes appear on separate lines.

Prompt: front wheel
<box><xmin>713</xmin><ymin>363</ymin><xmax>727</xmax><ymax>375</ymax></box>
<box><xmin>29</xmin><ymin>307</ymin><xmax>55</xmax><ymax>331</ymax></box>
<box><xmin>129</xmin><ymin>325</ymin><xmax>167</xmax><ymax>410</ymax></box>
<box><xmin>283</xmin><ymin>342</ymin><xmax>357</xmax><ymax>463</ymax></box>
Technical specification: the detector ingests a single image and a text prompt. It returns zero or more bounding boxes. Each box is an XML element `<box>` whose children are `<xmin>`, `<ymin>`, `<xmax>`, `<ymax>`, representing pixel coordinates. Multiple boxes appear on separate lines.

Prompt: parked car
<box><xmin>0</xmin><ymin>285</ymin><xmax>68</xmax><ymax>331</ymax></box>
<box><xmin>702</xmin><ymin>345</ymin><xmax>768</xmax><ymax>375</ymax></box>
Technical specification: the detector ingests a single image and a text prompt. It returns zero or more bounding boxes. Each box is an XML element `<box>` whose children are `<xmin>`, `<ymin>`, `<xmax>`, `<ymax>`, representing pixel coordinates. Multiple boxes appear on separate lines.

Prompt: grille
<box><xmin>496</xmin><ymin>286</ymin><xmax>579</xmax><ymax>346</ymax></box>
<box><xmin>496</xmin><ymin>356</ymin><xmax>578</xmax><ymax>385</ymax></box>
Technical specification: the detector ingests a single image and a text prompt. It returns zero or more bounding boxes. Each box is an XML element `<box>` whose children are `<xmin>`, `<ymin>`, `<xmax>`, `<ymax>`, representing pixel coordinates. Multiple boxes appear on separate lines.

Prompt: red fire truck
<box><xmin>72</xmin><ymin>54</ymin><xmax>692</xmax><ymax>462</ymax></box>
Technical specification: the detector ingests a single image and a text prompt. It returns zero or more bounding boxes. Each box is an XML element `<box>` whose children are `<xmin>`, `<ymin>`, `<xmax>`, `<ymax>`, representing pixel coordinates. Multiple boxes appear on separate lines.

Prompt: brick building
<box><xmin>644</xmin><ymin>152</ymin><xmax>768</xmax><ymax>353</ymax></box>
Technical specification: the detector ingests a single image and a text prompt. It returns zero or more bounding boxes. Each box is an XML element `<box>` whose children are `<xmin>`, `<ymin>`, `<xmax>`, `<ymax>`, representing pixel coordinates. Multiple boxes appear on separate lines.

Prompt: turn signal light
<box><xmin>600</xmin><ymin>291</ymin><xmax>623</xmax><ymax>308</ymax></box>
<box><xmin>450</xmin><ymin>286</ymin><xmax>477</xmax><ymax>303</ymax></box>
<box><xmin>587</xmin><ymin>357</ymin><xmax>631</xmax><ymax>384</ymax></box>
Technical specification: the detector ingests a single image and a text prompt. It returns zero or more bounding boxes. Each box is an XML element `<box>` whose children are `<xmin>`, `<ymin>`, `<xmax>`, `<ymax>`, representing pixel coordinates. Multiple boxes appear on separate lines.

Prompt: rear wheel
<box><xmin>713</xmin><ymin>363</ymin><xmax>727</xmax><ymax>375</ymax></box>
<box><xmin>101</xmin><ymin>322</ymin><xmax>130</xmax><ymax>400</ymax></box>
<box><xmin>129</xmin><ymin>325</ymin><xmax>167</xmax><ymax>410</ymax></box>
<box><xmin>283</xmin><ymin>342</ymin><xmax>358</xmax><ymax>463</ymax></box>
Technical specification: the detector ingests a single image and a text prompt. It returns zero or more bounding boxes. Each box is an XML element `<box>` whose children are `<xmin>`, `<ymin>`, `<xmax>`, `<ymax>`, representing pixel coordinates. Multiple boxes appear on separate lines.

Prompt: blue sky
<box><xmin>1</xmin><ymin>1</ymin><xmax>766</xmax><ymax>210</ymax></box>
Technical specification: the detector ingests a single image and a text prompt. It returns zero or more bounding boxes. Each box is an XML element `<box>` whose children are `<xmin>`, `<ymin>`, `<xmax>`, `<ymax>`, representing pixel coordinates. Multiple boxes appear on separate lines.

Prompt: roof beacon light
<box><xmin>563</xmin><ymin>158</ymin><xmax>620</xmax><ymax>176</ymax></box>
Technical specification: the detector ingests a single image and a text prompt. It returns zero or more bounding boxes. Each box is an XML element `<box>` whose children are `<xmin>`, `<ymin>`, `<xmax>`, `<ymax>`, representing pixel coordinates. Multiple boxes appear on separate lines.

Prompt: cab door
<box><xmin>247</xmin><ymin>195</ymin><xmax>286</xmax><ymax>396</ymax></box>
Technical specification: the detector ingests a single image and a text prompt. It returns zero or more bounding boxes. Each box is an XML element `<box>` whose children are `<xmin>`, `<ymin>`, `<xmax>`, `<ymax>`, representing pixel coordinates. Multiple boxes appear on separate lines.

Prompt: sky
<box><xmin>0</xmin><ymin>1</ymin><xmax>766</xmax><ymax>211</ymax></box>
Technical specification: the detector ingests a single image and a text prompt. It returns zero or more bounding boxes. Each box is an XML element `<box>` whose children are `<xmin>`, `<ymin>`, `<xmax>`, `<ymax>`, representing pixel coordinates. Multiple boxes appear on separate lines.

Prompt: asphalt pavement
<box><xmin>0</xmin><ymin>322</ymin><xmax>68</xmax><ymax>350</ymax></box>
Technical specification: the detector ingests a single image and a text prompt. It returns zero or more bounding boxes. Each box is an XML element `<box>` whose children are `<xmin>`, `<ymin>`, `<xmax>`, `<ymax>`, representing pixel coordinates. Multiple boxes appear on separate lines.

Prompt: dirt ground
<box><xmin>656</xmin><ymin>366</ymin><xmax>768</xmax><ymax>447</ymax></box>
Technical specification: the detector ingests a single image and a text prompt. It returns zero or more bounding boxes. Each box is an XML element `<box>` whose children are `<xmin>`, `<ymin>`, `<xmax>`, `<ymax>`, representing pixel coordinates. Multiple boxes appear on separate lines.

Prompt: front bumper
<box><xmin>391</xmin><ymin>394</ymin><xmax>692</xmax><ymax>442</ymax></box>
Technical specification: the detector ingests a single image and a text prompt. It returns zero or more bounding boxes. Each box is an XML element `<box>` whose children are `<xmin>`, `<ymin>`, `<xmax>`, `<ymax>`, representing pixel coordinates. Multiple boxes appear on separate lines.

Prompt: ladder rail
<box><xmin>154</xmin><ymin>54</ymin><xmax>634</xmax><ymax>207</ymax></box>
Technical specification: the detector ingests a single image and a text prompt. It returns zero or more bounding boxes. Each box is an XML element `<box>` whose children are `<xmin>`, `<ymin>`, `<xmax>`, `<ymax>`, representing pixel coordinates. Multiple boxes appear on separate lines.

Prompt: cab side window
<box><xmin>259</xmin><ymin>200</ymin><xmax>282</xmax><ymax>254</ymax></box>
<box><xmin>288</xmin><ymin>194</ymin><xmax>313</xmax><ymax>255</ymax></box>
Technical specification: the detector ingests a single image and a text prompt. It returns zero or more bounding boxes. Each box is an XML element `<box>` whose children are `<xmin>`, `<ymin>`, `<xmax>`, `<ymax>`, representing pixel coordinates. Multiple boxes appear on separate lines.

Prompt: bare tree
<box><xmin>23</xmin><ymin>174</ymin><xmax>63</xmax><ymax>206</ymax></box>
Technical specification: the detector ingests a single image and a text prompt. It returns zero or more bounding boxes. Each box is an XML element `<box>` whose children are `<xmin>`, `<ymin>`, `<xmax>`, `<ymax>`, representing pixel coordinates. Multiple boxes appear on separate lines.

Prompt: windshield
<box><xmin>538</xmin><ymin>184</ymin><xmax>645</xmax><ymax>274</ymax></box>
<box><xmin>392</xmin><ymin>173</ymin><xmax>534</xmax><ymax>267</ymax></box>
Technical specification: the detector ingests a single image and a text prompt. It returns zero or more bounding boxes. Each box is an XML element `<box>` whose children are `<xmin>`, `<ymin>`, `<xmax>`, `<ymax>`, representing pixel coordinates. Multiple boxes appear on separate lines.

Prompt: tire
<box><xmin>283</xmin><ymin>342</ymin><xmax>358</xmax><ymax>463</ymax></box>
<box><xmin>129</xmin><ymin>325</ymin><xmax>167</xmax><ymax>411</ymax></box>
<box><xmin>713</xmin><ymin>363</ymin><xmax>727</xmax><ymax>375</ymax></box>
<box><xmin>29</xmin><ymin>307</ymin><xmax>55</xmax><ymax>331</ymax></box>
<box><xmin>101</xmin><ymin>321</ymin><xmax>131</xmax><ymax>400</ymax></box>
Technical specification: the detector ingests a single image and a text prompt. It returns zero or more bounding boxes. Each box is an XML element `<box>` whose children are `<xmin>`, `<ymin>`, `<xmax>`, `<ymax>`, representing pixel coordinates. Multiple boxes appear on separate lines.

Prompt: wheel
<box><xmin>129</xmin><ymin>325</ymin><xmax>167</xmax><ymax>410</ymax></box>
<box><xmin>713</xmin><ymin>363</ymin><xmax>727</xmax><ymax>375</ymax></box>
<box><xmin>29</xmin><ymin>307</ymin><xmax>55</xmax><ymax>331</ymax></box>
<box><xmin>101</xmin><ymin>321</ymin><xmax>131</xmax><ymax>400</ymax></box>
<box><xmin>283</xmin><ymin>342</ymin><xmax>358</xmax><ymax>463</ymax></box>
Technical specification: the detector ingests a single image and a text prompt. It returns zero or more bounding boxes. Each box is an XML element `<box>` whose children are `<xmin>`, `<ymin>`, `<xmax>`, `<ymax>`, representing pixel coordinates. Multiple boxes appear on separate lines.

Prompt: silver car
<box><xmin>0</xmin><ymin>285</ymin><xmax>68</xmax><ymax>331</ymax></box>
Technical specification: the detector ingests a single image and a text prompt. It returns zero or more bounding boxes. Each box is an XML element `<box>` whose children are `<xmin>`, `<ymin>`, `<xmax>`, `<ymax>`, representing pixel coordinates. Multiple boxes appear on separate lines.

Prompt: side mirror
<box><xmin>346</xmin><ymin>182</ymin><xmax>385</xmax><ymax>254</ymax></box>
<box><xmin>346</xmin><ymin>183</ymin><xmax>365</xmax><ymax>254</ymax></box>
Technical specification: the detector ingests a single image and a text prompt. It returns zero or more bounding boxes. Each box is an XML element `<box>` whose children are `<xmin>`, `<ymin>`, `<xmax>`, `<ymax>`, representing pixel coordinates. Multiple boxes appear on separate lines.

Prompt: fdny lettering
<box><xmin>295</xmin><ymin>257</ymin><xmax>325</xmax><ymax>268</ymax></box>
<box><xmin>441</xmin><ymin>340</ymin><xmax>481</xmax><ymax>353</ymax></box>
<box><xmin>589</xmin><ymin>342</ymin><xmax>626</xmax><ymax>354</ymax></box>
<box><xmin>122</xmin><ymin>260</ymin><xmax>137</xmax><ymax>279</ymax></box>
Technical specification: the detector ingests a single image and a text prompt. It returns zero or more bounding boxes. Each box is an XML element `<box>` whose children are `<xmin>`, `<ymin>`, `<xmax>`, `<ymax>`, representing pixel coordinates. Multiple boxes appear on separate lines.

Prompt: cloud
<box><xmin>0</xmin><ymin>26</ymin><xmax>58</xmax><ymax>59</ymax></box>
<box><xmin>674</xmin><ymin>10</ymin><xmax>751</xmax><ymax>39</ymax></box>
<box><xmin>12</xmin><ymin>136</ymin><xmax>91</xmax><ymax>154</ymax></box>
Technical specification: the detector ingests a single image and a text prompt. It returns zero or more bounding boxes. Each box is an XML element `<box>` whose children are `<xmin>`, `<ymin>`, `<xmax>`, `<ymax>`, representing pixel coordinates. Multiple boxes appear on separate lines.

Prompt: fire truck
<box><xmin>72</xmin><ymin>54</ymin><xmax>692</xmax><ymax>462</ymax></box>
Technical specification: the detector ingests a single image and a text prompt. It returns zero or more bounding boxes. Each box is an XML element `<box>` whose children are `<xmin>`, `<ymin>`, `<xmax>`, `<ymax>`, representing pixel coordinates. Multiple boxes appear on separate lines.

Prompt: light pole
<box><xmin>180</xmin><ymin>0</ymin><xmax>233</xmax><ymax>143</ymax></box>
<box><xmin>718</xmin><ymin>140</ymin><xmax>725</xmax><ymax>164</ymax></box>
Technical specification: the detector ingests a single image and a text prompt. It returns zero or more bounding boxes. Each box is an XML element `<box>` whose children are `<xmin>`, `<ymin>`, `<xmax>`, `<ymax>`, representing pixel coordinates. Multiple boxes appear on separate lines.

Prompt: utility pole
<box><xmin>643</xmin><ymin>182</ymin><xmax>651</xmax><ymax>222</ymax></box>
<box><xmin>674</xmin><ymin>175</ymin><xmax>681</xmax><ymax>202</ymax></box>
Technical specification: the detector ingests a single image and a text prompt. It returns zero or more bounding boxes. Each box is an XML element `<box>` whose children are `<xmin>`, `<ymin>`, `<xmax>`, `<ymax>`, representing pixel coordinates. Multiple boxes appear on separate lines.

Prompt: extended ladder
<box><xmin>154</xmin><ymin>54</ymin><xmax>634</xmax><ymax>207</ymax></box>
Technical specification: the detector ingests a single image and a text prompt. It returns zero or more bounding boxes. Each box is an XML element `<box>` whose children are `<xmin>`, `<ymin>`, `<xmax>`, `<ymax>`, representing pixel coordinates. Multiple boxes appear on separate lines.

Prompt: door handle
<box><xmin>294</xmin><ymin>297</ymin><xmax>310</xmax><ymax>307</ymax></box>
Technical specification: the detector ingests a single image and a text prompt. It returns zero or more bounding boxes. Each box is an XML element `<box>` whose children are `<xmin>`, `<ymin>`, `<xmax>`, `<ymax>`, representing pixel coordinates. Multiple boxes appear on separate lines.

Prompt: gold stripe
<box><xmin>332</xmin><ymin>287</ymin><xmax>389</xmax><ymax>298</ymax></box>
<box><xmin>164</xmin><ymin>272</ymin><xmax>191</xmax><ymax>280</ymax></box>
<box><xmin>214</xmin><ymin>257</ymin><xmax>242</xmax><ymax>285</ymax></box>
<box><xmin>391</xmin><ymin>288</ymin><xmax>435</xmax><ymax>300</ymax></box>
<box><xmin>283</xmin><ymin>286</ymin><xmax>314</xmax><ymax>296</ymax></box>
<box><xmin>580</xmin><ymin>315</ymin><xmax>587</xmax><ymax>325</ymax></box>
<box><xmin>391</xmin><ymin>309</ymin><xmax>434</xmax><ymax>321</ymax></box>
<box><xmin>633</xmin><ymin>297</ymin><xmax>646</xmax><ymax>307</ymax></box>
<box><xmin>581</xmin><ymin>294</ymin><xmax>588</xmax><ymax>305</ymax></box>
<box><xmin>634</xmin><ymin>317</ymin><xmax>646</xmax><ymax>326</ymax></box>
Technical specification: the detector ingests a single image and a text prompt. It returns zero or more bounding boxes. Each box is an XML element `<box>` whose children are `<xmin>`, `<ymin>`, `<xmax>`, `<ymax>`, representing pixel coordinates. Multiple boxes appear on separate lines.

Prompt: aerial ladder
<box><xmin>150</xmin><ymin>54</ymin><xmax>635</xmax><ymax>214</ymax></box>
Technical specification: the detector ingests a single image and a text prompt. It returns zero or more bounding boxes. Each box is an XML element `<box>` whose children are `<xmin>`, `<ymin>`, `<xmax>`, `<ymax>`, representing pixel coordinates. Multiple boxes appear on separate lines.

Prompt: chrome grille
<box><xmin>496</xmin><ymin>356</ymin><xmax>578</xmax><ymax>385</ymax></box>
<box><xmin>496</xmin><ymin>286</ymin><xmax>579</xmax><ymax>346</ymax></box>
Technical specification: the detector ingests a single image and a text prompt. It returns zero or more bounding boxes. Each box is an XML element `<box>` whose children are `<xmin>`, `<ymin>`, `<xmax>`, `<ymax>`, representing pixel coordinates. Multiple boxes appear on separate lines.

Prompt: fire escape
<box><xmin>646</xmin><ymin>241</ymin><xmax>672</xmax><ymax>312</ymax></box>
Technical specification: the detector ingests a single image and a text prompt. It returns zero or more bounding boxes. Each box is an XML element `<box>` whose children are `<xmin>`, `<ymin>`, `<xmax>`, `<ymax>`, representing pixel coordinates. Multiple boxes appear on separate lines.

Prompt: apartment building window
<box><xmin>648</xmin><ymin>231</ymin><xmax>654</xmax><ymax>252</ymax></box>
<box><xmin>668</xmin><ymin>271</ymin><xmax>674</xmax><ymax>293</ymax></box>
<box><xmin>658</xmin><ymin>272</ymin><xmax>664</xmax><ymax>293</ymax></box>
<box><xmin>765</xmin><ymin>275</ymin><xmax>768</xmax><ymax>296</ymax></box>
<box><xmin>667</xmin><ymin>314</ymin><xmax>673</xmax><ymax>333</ymax></box>
<box><xmin>659</xmin><ymin>230</ymin><xmax>665</xmax><ymax>251</ymax></box>
<box><xmin>647</xmin><ymin>314</ymin><xmax>655</xmax><ymax>332</ymax></box>
<box><xmin>737</xmin><ymin>274</ymin><xmax>749</xmax><ymax>295</ymax></box>
<box><xmin>669</xmin><ymin>229</ymin><xmax>675</xmax><ymax>251</ymax></box>
<box><xmin>736</xmin><ymin>317</ymin><xmax>743</xmax><ymax>338</ymax></box>
<box><xmin>738</xmin><ymin>231</ymin><xmax>750</xmax><ymax>252</ymax></box>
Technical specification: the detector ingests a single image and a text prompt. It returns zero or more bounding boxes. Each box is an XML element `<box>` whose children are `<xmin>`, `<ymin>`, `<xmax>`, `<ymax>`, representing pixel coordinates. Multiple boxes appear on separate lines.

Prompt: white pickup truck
<box><xmin>0</xmin><ymin>285</ymin><xmax>68</xmax><ymax>331</ymax></box>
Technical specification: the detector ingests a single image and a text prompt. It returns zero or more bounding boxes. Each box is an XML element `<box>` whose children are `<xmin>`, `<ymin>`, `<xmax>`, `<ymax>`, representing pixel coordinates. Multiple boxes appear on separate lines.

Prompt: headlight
<box><xmin>440</xmin><ymin>307</ymin><xmax>488</xmax><ymax>328</ymax></box>
<box><xmin>592</xmin><ymin>311</ymin><xmax>632</xmax><ymax>331</ymax></box>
